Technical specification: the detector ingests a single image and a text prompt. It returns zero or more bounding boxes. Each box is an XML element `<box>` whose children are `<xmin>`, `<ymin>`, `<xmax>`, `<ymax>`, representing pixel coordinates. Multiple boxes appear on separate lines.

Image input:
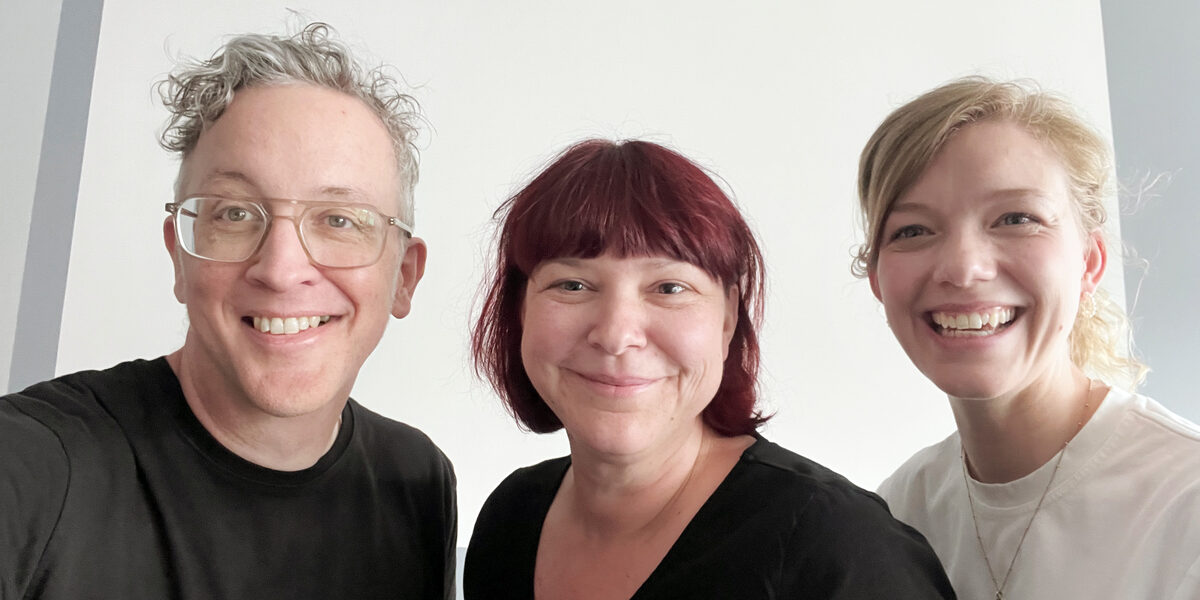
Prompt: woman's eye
<box><xmin>889</xmin><ymin>225</ymin><xmax>928</xmax><ymax>241</ymax></box>
<box><xmin>326</xmin><ymin>214</ymin><xmax>351</xmax><ymax>228</ymax></box>
<box><xmin>998</xmin><ymin>213</ymin><xmax>1037</xmax><ymax>226</ymax></box>
<box><xmin>555</xmin><ymin>280</ymin><xmax>586</xmax><ymax>292</ymax></box>
<box><xmin>657</xmin><ymin>282</ymin><xmax>685</xmax><ymax>294</ymax></box>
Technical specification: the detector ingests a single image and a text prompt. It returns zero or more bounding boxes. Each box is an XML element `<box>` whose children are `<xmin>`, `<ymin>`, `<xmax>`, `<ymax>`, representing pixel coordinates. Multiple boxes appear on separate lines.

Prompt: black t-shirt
<box><xmin>465</xmin><ymin>436</ymin><xmax>955</xmax><ymax>599</ymax></box>
<box><xmin>0</xmin><ymin>358</ymin><xmax>456</xmax><ymax>600</ymax></box>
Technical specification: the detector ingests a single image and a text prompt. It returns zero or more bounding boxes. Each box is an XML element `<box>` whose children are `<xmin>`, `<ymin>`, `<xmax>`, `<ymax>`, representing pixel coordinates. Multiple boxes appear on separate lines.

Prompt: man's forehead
<box><xmin>177</xmin><ymin>84</ymin><xmax>403</xmax><ymax>211</ymax></box>
<box><xmin>197</xmin><ymin>169</ymin><xmax>378</xmax><ymax>202</ymax></box>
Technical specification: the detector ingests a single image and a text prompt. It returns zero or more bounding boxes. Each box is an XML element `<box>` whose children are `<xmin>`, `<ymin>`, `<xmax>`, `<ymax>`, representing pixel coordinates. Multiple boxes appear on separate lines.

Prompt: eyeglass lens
<box><xmin>174</xmin><ymin>197</ymin><xmax>389</xmax><ymax>267</ymax></box>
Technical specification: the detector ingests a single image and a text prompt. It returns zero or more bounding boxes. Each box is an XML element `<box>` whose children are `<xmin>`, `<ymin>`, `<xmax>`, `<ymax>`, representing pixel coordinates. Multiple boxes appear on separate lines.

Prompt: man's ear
<box><xmin>164</xmin><ymin>217</ymin><xmax>187</xmax><ymax>304</ymax></box>
<box><xmin>391</xmin><ymin>237</ymin><xmax>428</xmax><ymax>319</ymax></box>
<box><xmin>1081</xmin><ymin>229</ymin><xmax>1107</xmax><ymax>294</ymax></box>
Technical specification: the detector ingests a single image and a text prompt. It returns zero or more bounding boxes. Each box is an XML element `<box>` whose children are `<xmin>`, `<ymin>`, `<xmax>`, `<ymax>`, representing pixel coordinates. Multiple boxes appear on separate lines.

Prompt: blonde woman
<box><xmin>855</xmin><ymin>77</ymin><xmax>1200</xmax><ymax>599</ymax></box>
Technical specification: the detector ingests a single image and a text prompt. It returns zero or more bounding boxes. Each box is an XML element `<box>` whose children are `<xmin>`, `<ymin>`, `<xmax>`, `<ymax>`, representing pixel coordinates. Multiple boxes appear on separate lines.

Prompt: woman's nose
<box><xmin>586</xmin><ymin>292</ymin><xmax>648</xmax><ymax>355</ymax></box>
<box><xmin>932</xmin><ymin>230</ymin><xmax>997</xmax><ymax>287</ymax></box>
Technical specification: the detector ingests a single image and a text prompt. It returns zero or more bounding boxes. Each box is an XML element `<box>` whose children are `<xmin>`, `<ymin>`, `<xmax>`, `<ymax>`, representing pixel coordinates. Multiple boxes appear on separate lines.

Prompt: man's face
<box><xmin>164</xmin><ymin>83</ymin><xmax>425</xmax><ymax>419</ymax></box>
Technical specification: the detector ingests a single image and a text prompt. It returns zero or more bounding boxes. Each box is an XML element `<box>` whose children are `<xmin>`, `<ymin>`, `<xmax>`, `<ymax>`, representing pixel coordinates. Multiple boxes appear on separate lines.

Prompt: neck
<box><xmin>166</xmin><ymin>350</ymin><xmax>344</xmax><ymax>471</ymax></box>
<box><xmin>562</xmin><ymin>426</ymin><xmax>741</xmax><ymax>538</ymax></box>
<box><xmin>951</xmin><ymin>365</ymin><xmax>1103</xmax><ymax>483</ymax></box>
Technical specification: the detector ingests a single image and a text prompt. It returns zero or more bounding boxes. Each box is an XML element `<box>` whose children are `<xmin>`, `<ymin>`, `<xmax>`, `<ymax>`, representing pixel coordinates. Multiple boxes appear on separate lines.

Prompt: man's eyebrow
<box><xmin>317</xmin><ymin>186</ymin><xmax>371</xmax><ymax>200</ymax></box>
<box><xmin>204</xmin><ymin>170</ymin><xmax>255</xmax><ymax>186</ymax></box>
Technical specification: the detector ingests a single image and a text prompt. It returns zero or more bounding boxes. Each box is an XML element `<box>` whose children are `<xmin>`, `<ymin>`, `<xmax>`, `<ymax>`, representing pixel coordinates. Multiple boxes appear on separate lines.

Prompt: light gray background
<box><xmin>1102</xmin><ymin>0</ymin><xmax>1199</xmax><ymax>420</ymax></box>
<box><xmin>3</xmin><ymin>0</ymin><xmax>1192</xmax><ymax>554</ymax></box>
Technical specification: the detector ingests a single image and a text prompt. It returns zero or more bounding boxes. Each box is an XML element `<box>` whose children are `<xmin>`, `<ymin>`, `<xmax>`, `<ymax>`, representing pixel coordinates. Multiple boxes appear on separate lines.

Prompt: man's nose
<box><xmin>243</xmin><ymin>217</ymin><xmax>321</xmax><ymax>290</ymax></box>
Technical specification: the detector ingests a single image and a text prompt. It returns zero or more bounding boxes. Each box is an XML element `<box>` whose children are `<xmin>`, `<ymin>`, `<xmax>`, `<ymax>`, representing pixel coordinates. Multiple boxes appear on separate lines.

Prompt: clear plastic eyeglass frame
<box><xmin>165</xmin><ymin>196</ymin><xmax>413</xmax><ymax>269</ymax></box>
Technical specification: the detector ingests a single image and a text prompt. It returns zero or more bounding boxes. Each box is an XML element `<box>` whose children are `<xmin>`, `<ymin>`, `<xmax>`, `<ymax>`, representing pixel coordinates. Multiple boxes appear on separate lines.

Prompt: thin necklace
<box><xmin>639</xmin><ymin>433</ymin><xmax>709</xmax><ymax>537</ymax></box>
<box><xmin>960</xmin><ymin>385</ymin><xmax>1093</xmax><ymax>600</ymax></box>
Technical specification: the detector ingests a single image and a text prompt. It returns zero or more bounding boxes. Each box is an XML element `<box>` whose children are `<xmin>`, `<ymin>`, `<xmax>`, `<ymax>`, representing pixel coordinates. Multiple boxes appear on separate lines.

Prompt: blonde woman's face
<box><xmin>868</xmin><ymin>121</ymin><xmax>1106</xmax><ymax>400</ymax></box>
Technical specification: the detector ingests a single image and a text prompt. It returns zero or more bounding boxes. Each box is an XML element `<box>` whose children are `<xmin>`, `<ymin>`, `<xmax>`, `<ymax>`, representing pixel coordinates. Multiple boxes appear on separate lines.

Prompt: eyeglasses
<box><xmin>165</xmin><ymin>196</ymin><xmax>413</xmax><ymax>268</ymax></box>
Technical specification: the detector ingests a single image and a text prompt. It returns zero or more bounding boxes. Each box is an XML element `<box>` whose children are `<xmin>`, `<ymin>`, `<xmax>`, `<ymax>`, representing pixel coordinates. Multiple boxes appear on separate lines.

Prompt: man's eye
<box><xmin>222</xmin><ymin>207</ymin><xmax>252</xmax><ymax>222</ymax></box>
<box><xmin>326</xmin><ymin>214</ymin><xmax>351</xmax><ymax>228</ymax></box>
<box><xmin>657</xmin><ymin>283</ymin><xmax>685</xmax><ymax>294</ymax></box>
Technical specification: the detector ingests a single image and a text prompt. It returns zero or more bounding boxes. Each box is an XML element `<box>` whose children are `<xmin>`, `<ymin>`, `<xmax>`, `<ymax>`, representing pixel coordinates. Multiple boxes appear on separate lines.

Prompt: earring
<box><xmin>1079</xmin><ymin>292</ymin><xmax>1097</xmax><ymax>319</ymax></box>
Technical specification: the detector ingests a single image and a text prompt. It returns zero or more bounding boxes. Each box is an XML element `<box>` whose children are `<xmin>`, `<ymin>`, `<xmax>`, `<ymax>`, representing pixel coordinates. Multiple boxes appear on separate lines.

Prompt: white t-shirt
<box><xmin>879</xmin><ymin>388</ymin><xmax>1200</xmax><ymax>600</ymax></box>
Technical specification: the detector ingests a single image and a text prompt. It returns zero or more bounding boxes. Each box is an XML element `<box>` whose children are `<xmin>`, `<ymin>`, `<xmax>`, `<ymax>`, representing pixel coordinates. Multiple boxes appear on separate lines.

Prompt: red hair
<box><xmin>472</xmin><ymin>139</ymin><xmax>767</xmax><ymax>435</ymax></box>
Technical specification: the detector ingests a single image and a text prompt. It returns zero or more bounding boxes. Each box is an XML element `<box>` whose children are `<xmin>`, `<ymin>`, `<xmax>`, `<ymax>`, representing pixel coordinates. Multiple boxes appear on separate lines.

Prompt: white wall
<box><xmin>55</xmin><ymin>0</ymin><xmax>1119</xmax><ymax>539</ymax></box>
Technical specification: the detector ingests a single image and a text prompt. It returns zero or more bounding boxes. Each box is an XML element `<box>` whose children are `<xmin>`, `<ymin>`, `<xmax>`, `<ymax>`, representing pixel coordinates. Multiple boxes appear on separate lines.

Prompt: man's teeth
<box><xmin>251</xmin><ymin>316</ymin><xmax>331</xmax><ymax>335</ymax></box>
<box><xmin>931</xmin><ymin>308</ymin><xmax>1015</xmax><ymax>334</ymax></box>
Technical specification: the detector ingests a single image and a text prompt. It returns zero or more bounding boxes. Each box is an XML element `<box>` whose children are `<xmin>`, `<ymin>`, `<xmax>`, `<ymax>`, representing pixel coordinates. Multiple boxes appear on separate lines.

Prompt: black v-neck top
<box><xmin>464</xmin><ymin>436</ymin><xmax>954</xmax><ymax>599</ymax></box>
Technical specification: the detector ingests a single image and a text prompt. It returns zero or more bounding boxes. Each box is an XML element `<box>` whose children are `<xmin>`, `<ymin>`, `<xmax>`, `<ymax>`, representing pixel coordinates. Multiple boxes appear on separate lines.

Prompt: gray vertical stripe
<box><xmin>1101</xmin><ymin>0</ymin><xmax>1200</xmax><ymax>420</ymax></box>
<box><xmin>8</xmin><ymin>0</ymin><xmax>105</xmax><ymax>392</ymax></box>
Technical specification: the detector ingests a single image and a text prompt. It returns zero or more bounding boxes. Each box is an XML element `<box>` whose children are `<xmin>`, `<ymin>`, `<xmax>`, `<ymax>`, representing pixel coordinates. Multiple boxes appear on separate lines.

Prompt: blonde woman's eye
<box><xmin>889</xmin><ymin>224</ymin><xmax>929</xmax><ymax>241</ymax></box>
<box><xmin>999</xmin><ymin>213</ymin><xmax>1038</xmax><ymax>226</ymax></box>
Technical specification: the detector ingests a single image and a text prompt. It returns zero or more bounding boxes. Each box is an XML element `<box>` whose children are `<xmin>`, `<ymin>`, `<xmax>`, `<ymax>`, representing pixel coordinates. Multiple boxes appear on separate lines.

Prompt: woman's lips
<box><xmin>570</xmin><ymin>371</ymin><xmax>663</xmax><ymax>396</ymax></box>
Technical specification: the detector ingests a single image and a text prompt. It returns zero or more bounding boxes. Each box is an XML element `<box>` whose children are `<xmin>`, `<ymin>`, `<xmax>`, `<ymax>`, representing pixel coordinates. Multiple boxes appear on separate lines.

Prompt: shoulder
<box><xmin>876</xmin><ymin>432</ymin><xmax>960</xmax><ymax>517</ymax></box>
<box><xmin>464</xmin><ymin>457</ymin><xmax>568</xmax><ymax>599</ymax></box>
<box><xmin>0</xmin><ymin>390</ymin><xmax>73</xmax><ymax>501</ymax></box>
<box><xmin>738</xmin><ymin>438</ymin><xmax>955</xmax><ymax>597</ymax></box>
<box><xmin>483</xmin><ymin>456</ymin><xmax>570</xmax><ymax>513</ymax></box>
<box><xmin>1</xmin><ymin>359</ymin><xmax>167</xmax><ymax>454</ymax></box>
<box><xmin>1096</xmin><ymin>390</ymin><xmax>1200</xmax><ymax>487</ymax></box>
<box><xmin>0</xmin><ymin>360</ymin><xmax>167</xmax><ymax>593</ymax></box>
<box><xmin>740</xmin><ymin>436</ymin><xmax>901</xmax><ymax>514</ymax></box>
<box><xmin>1099</xmin><ymin>390</ymin><xmax>1200</xmax><ymax>509</ymax></box>
<box><xmin>739</xmin><ymin>437</ymin><xmax>909</xmax><ymax>528</ymax></box>
<box><xmin>472</xmin><ymin>456</ymin><xmax>568</xmax><ymax>541</ymax></box>
<box><xmin>734</xmin><ymin>437</ymin><xmax>925</xmax><ymax>545</ymax></box>
<box><xmin>1124</xmin><ymin>391</ymin><xmax>1200</xmax><ymax>445</ymax></box>
<box><xmin>348</xmin><ymin>400</ymin><xmax>455</xmax><ymax>480</ymax></box>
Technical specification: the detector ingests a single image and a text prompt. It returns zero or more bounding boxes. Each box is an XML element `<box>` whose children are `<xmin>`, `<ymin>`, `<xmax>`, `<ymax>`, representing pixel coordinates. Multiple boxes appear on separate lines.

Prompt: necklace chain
<box><xmin>960</xmin><ymin>385</ymin><xmax>1094</xmax><ymax>600</ymax></box>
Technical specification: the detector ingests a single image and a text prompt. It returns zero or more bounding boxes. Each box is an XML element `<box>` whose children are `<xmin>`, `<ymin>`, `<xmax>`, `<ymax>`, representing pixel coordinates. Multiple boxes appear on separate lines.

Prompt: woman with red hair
<box><xmin>465</xmin><ymin>139</ymin><xmax>953</xmax><ymax>599</ymax></box>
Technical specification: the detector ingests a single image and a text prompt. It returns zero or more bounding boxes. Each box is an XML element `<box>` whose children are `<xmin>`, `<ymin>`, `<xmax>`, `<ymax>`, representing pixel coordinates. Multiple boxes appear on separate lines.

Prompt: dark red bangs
<box><xmin>501</xmin><ymin>139</ymin><xmax>741</xmax><ymax>285</ymax></box>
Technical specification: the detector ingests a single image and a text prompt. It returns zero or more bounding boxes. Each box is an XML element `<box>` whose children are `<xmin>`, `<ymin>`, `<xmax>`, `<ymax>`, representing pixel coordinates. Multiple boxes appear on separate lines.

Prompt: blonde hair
<box><xmin>854</xmin><ymin>76</ymin><xmax>1147</xmax><ymax>387</ymax></box>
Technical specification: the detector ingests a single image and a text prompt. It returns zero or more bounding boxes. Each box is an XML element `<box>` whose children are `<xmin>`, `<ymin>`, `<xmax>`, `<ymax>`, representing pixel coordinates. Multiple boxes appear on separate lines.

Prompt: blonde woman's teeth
<box><xmin>252</xmin><ymin>316</ymin><xmax>331</xmax><ymax>335</ymax></box>
<box><xmin>931</xmin><ymin>308</ymin><xmax>1015</xmax><ymax>333</ymax></box>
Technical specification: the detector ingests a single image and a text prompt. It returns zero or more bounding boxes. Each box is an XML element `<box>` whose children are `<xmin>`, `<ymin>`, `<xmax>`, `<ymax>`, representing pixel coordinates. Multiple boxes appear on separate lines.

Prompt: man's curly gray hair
<box><xmin>158</xmin><ymin>22</ymin><xmax>421</xmax><ymax>225</ymax></box>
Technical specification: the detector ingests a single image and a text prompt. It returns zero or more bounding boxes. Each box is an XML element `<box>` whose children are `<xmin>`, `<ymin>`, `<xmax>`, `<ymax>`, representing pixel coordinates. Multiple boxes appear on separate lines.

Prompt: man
<box><xmin>0</xmin><ymin>23</ymin><xmax>455</xmax><ymax>599</ymax></box>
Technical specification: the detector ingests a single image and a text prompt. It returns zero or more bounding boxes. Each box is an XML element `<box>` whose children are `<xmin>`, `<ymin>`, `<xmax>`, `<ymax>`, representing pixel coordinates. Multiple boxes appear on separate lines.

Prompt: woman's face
<box><xmin>521</xmin><ymin>253</ymin><xmax>738</xmax><ymax>459</ymax></box>
<box><xmin>869</xmin><ymin>120</ymin><xmax>1106</xmax><ymax>400</ymax></box>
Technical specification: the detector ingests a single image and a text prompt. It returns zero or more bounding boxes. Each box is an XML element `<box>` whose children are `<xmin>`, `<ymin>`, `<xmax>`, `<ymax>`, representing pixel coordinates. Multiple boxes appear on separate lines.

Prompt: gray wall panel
<box><xmin>1102</xmin><ymin>0</ymin><xmax>1200</xmax><ymax>419</ymax></box>
<box><xmin>7</xmin><ymin>0</ymin><xmax>104</xmax><ymax>392</ymax></box>
<box><xmin>1</xmin><ymin>0</ymin><xmax>64</xmax><ymax>394</ymax></box>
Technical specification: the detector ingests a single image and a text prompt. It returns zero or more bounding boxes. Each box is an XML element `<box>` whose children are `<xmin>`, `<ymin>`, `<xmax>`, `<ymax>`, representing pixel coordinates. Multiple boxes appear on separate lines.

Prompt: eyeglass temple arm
<box><xmin>165</xmin><ymin>202</ymin><xmax>198</xmax><ymax>218</ymax></box>
<box><xmin>389</xmin><ymin>217</ymin><xmax>414</xmax><ymax>238</ymax></box>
